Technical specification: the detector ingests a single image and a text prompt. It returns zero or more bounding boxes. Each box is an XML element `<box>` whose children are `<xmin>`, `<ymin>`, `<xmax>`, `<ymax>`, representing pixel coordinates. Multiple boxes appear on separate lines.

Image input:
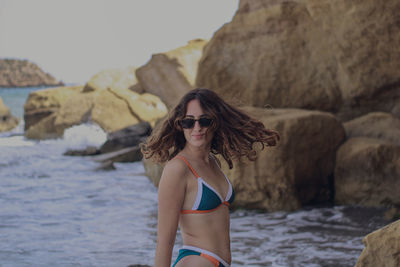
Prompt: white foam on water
<box><xmin>40</xmin><ymin>123</ymin><xmax>107</xmax><ymax>151</ymax></box>
<box><xmin>0</xmin><ymin>135</ymin><xmax>35</xmax><ymax>147</ymax></box>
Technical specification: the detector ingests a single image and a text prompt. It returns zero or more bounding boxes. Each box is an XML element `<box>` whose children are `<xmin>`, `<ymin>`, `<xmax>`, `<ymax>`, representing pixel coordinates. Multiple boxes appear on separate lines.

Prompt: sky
<box><xmin>0</xmin><ymin>0</ymin><xmax>239</xmax><ymax>84</ymax></box>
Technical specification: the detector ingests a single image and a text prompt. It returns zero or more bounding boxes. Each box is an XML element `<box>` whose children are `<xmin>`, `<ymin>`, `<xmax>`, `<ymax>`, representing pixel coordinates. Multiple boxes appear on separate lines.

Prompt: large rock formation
<box><xmin>83</xmin><ymin>66</ymin><xmax>143</xmax><ymax>93</ymax></box>
<box><xmin>24</xmin><ymin>84</ymin><xmax>167</xmax><ymax>140</ymax></box>
<box><xmin>0</xmin><ymin>59</ymin><xmax>63</xmax><ymax>87</ymax></box>
<box><xmin>196</xmin><ymin>0</ymin><xmax>400</xmax><ymax>121</ymax></box>
<box><xmin>144</xmin><ymin>107</ymin><xmax>345</xmax><ymax>211</ymax></box>
<box><xmin>0</xmin><ymin>97</ymin><xmax>19</xmax><ymax>132</ymax></box>
<box><xmin>335</xmin><ymin>112</ymin><xmax>400</xmax><ymax>207</ymax></box>
<box><xmin>136</xmin><ymin>39</ymin><xmax>207</xmax><ymax>109</ymax></box>
<box><xmin>356</xmin><ymin>219</ymin><xmax>400</xmax><ymax>267</ymax></box>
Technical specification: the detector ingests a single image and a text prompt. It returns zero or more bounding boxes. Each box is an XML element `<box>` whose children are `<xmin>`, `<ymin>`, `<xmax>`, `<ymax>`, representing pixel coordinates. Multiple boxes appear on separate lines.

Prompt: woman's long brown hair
<box><xmin>141</xmin><ymin>88</ymin><xmax>279</xmax><ymax>169</ymax></box>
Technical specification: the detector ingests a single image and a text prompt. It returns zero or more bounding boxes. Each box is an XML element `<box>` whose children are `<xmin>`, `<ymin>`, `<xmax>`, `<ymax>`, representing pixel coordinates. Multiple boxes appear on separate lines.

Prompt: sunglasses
<box><xmin>180</xmin><ymin>117</ymin><xmax>213</xmax><ymax>129</ymax></box>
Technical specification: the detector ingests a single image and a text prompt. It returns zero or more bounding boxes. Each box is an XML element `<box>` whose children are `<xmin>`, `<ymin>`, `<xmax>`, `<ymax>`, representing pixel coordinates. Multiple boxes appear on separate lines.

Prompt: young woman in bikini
<box><xmin>142</xmin><ymin>88</ymin><xmax>279</xmax><ymax>267</ymax></box>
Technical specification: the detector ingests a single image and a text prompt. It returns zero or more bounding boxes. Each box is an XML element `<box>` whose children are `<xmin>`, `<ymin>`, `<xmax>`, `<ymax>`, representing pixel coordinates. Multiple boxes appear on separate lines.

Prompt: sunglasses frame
<box><xmin>180</xmin><ymin>117</ymin><xmax>213</xmax><ymax>129</ymax></box>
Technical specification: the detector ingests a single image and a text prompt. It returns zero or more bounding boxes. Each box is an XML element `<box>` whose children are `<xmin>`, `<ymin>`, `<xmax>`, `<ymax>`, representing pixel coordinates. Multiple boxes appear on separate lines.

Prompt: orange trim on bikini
<box><xmin>200</xmin><ymin>253</ymin><xmax>220</xmax><ymax>267</ymax></box>
<box><xmin>175</xmin><ymin>155</ymin><xmax>200</xmax><ymax>178</ymax></box>
<box><xmin>181</xmin><ymin>202</ymin><xmax>230</xmax><ymax>214</ymax></box>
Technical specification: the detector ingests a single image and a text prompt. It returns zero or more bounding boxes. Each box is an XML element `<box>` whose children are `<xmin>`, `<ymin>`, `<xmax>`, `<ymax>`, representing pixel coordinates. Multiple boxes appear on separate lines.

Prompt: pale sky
<box><xmin>0</xmin><ymin>0</ymin><xmax>239</xmax><ymax>84</ymax></box>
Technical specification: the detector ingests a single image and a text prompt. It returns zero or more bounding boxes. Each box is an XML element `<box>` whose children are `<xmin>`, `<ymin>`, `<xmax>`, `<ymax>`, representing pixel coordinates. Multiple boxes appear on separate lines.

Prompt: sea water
<box><xmin>0</xmin><ymin>87</ymin><xmax>387</xmax><ymax>267</ymax></box>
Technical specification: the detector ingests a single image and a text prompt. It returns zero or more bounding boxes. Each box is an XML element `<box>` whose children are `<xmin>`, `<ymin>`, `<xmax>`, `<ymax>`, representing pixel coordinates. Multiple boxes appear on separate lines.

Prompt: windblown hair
<box><xmin>141</xmin><ymin>88</ymin><xmax>280</xmax><ymax>169</ymax></box>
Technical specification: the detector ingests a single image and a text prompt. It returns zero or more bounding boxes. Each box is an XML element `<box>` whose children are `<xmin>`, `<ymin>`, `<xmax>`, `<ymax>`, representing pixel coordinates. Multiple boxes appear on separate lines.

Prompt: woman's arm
<box><xmin>154</xmin><ymin>159</ymin><xmax>187</xmax><ymax>267</ymax></box>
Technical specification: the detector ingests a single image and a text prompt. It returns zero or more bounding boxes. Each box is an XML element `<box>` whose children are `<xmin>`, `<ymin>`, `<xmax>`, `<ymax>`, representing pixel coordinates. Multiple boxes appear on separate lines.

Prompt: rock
<box><xmin>196</xmin><ymin>0</ymin><xmax>400</xmax><ymax>121</ymax></box>
<box><xmin>92</xmin><ymin>146</ymin><xmax>143</xmax><ymax>163</ymax></box>
<box><xmin>223</xmin><ymin>107</ymin><xmax>345</xmax><ymax>211</ymax></box>
<box><xmin>344</xmin><ymin>112</ymin><xmax>400</xmax><ymax>146</ymax></box>
<box><xmin>0</xmin><ymin>59</ymin><xmax>63</xmax><ymax>87</ymax></box>
<box><xmin>24</xmin><ymin>85</ymin><xmax>84</xmax><ymax>131</ymax></box>
<box><xmin>136</xmin><ymin>39</ymin><xmax>207</xmax><ymax>108</ymax></box>
<box><xmin>355</xmin><ymin>219</ymin><xmax>400</xmax><ymax>267</ymax></box>
<box><xmin>24</xmin><ymin>85</ymin><xmax>167</xmax><ymax>140</ymax></box>
<box><xmin>82</xmin><ymin>66</ymin><xmax>143</xmax><ymax>93</ymax></box>
<box><xmin>335</xmin><ymin>137</ymin><xmax>400</xmax><ymax>207</ymax></box>
<box><xmin>90</xmin><ymin>88</ymin><xmax>140</xmax><ymax>132</ymax></box>
<box><xmin>0</xmin><ymin>96</ymin><xmax>19</xmax><ymax>132</ymax></box>
<box><xmin>144</xmin><ymin>107</ymin><xmax>345</xmax><ymax>211</ymax></box>
<box><xmin>100</xmin><ymin>122</ymin><xmax>152</xmax><ymax>154</ymax></box>
<box><xmin>143</xmin><ymin>157</ymin><xmax>164</xmax><ymax>187</ymax></box>
<box><xmin>63</xmin><ymin>146</ymin><xmax>101</xmax><ymax>156</ymax></box>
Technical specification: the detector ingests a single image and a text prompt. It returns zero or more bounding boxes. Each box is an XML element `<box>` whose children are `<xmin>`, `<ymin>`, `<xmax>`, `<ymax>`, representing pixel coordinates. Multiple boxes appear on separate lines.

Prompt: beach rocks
<box><xmin>356</xmin><ymin>219</ymin><xmax>400</xmax><ymax>267</ymax></box>
<box><xmin>0</xmin><ymin>96</ymin><xmax>19</xmax><ymax>132</ymax></box>
<box><xmin>0</xmin><ymin>59</ymin><xmax>63</xmax><ymax>87</ymax></box>
<box><xmin>221</xmin><ymin>107</ymin><xmax>345</xmax><ymax>211</ymax></box>
<box><xmin>82</xmin><ymin>66</ymin><xmax>143</xmax><ymax>93</ymax></box>
<box><xmin>196</xmin><ymin>0</ymin><xmax>400</xmax><ymax>121</ymax></box>
<box><xmin>136</xmin><ymin>39</ymin><xmax>207</xmax><ymax>108</ymax></box>
<box><xmin>100</xmin><ymin>122</ymin><xmax>151</xmax><ymax>154</ymax></box>
<box><xmin>335</xmin><ymin>112</ymin><xmax>400</xmax><ymax>207</ymax></box>
<box><xmin>344</xmin><ymin>112</ymin><xmax>400</xmax><ymax>146</ymax></box>
<box><xmin>64</xmin><ymin>123</ymin><xmax>151</xmax><ymax>167</ymax></box>
<box><xmin>335</xmin><ymin>138</ymin><xmax>400</xmax><ymax>207</ymax></box>
<box><xmin>24</xmin><ymin>85</ymin><xmax>167</xmax><ymax>140</ymax></box>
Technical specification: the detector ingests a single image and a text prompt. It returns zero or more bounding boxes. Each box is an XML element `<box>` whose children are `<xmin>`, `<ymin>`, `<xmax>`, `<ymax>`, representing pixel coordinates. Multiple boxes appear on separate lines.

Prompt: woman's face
<box><xmin>182</xmin><ymin>99</ymin><xmax>214</xmax><ymax>149</ymax></box>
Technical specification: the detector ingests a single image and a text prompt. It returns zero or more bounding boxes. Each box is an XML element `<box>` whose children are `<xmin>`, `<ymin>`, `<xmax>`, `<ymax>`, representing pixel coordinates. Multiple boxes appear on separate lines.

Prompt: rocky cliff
<box><xmin>0</xmin><ymin>59</ymin><xmax>63</xmax><ymax>87</ymax></box>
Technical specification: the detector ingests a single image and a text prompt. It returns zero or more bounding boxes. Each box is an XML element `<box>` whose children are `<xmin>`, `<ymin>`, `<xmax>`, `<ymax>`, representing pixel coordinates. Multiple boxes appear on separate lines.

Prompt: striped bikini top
<box><xmin>176</xmin><ymin>155</ymin><xmax>235</xmax><ymax>214</ymax></box>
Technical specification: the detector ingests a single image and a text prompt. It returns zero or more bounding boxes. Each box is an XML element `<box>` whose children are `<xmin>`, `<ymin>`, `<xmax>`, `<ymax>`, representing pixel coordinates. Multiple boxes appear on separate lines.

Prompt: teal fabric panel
<box><xmin>172</xmin><ymin>249</ymin><xmax>201</xmax><ymax>267</ymax></box>
<box><xmin>197</xmin><ymin>184</ymin><xmax>222</xmax><ymax>210</ymax></box>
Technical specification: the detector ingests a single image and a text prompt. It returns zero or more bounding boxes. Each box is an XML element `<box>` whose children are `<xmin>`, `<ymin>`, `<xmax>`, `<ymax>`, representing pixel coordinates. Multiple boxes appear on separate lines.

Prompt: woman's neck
<box><xmin>181</xmin><ymin>144</ymin><xmax>211</xmax><ymax>162</ymax></box>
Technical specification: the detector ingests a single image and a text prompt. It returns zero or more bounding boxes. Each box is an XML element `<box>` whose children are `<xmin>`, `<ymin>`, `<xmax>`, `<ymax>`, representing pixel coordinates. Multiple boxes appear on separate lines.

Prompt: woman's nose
<box><xmin>193</xmin><ymin>120</ymin><xmax>201</xmax><ymax>130</ymax></box>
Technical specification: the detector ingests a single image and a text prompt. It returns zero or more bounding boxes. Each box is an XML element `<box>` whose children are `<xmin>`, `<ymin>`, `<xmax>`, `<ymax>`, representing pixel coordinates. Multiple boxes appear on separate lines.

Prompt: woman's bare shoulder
<box><xmin>160</xmin><ymin>156</ymin><xmax>189</xmax><ymax>183</ymax></box>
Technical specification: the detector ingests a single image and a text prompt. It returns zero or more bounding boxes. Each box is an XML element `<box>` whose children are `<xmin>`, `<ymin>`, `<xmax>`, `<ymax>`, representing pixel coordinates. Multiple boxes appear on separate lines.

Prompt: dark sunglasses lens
<box><xmin>181</xmin><ymin>119</ymin><xmax>195</xmax><ymax>129</ymax></box>
<box><xmin>198</xmin><ymin>118</ymin><xmax>212</xmax><ymax>127</ymax></box>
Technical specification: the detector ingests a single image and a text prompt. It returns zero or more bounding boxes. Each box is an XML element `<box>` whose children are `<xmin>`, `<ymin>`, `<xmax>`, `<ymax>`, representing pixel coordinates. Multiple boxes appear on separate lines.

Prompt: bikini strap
<box><xmin>175</xmin><ymin>155</ymin><xmax>200</xmax><ymax>178</ymax></box>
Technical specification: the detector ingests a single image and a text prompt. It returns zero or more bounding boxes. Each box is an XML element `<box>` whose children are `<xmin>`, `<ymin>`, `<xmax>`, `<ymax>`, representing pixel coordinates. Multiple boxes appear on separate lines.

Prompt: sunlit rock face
<box><xmin>82</xmin><ymin>66</ymin><xmax>143</xmax><ymax>93</ymax></box>
<box><xmin>0</xmin><ymin>97</ymin><xmax>19</xmax><ymax>132</ymax></box>
<box><xmin>136</xmin><ymin>39</ymin><xmax>207</xmax><ymax>109</ymax></box>
<box><xmin>24</xmin><ymin>85</ymin><xmax>167</xmax><ymax>140</ymax></box>
<box><xmin>196</xmin><ymin>0</ymin><xmax>400</xmax><ymax>121</ymax></box>
<box><xmin>0</xmin><ymin>59</ymin><xmax>63</xmax><ymax>87</ymax></box>
<box><xmin>356</xmin><ymin>219</ymin><xmax>400</xmax><ymax>267</ymax></box>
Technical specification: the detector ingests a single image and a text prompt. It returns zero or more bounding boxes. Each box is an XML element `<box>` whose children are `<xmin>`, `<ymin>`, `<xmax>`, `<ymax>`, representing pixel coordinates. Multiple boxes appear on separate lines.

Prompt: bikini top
<box><xmin>176</xmin><ymin>155</ymin><xmax>235</xmax><ymax>214</ymax></box>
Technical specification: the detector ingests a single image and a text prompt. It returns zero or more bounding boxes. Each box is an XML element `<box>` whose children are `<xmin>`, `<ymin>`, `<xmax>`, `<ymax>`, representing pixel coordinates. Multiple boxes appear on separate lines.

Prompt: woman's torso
<box><xmin>175</xmin><ymin>154</ymin><xmax>234</xmax><ymax>263</ymax></box>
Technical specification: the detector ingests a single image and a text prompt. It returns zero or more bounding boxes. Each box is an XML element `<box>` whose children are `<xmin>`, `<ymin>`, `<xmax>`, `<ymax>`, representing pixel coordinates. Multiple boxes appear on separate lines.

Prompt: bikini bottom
<box><xmin>172</xmin><ymin>245</ymin><xmax>230</xmax><ymax>267</ymax></box>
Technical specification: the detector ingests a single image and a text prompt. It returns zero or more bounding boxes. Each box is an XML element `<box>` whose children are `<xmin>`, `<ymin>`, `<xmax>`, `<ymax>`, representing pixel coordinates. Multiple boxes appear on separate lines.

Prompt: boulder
<box><xmin>92</xmin><ymin>146</ymin><xmax>143</xmax><ymax>163</ymax></box>
<box><xmin>24</xmin><ymin>85</ymin><xmax>84</xmax><ymax>131</ymax></box>
<box><xmin>64</xmin><ymin>146</ymin><xmax>100</xmax><ymax>156</ymax></box>
<box><xmin>143</xmin><ymin>157</ymin><xmax>164</xmax><ymax>187</ymax></box>
<box><xmin>82</xmin><ymin>66</ymin><xmax>143</xmax><ymax>93</ymax></box>
<box><xmin>90</xmin><ymin>88</ymin><xmax>140</xmax><ymax>132</ymax></box>
<box><xmin>24</xmin><ymin>85</ymin><xmax>167</xmax><ymax>140</ymax></box>
<box><xmin>0</xmin><ymin>96</ymin><xmax>19</xmax><ymax>132</ymax></box>
<box><xmin>344</xmin><ymin>112</ymin><xmax>400</xmax><ymax>146</ymax></box>
<box><xmin>143</xmin><ymin>107</ymin><xmax>345</xmax><ymax>211</ymax></box>
<box><xmin>0</xmin><ymin>59</ymin><xmax>63</xmax><ymax>87</ymax></box>
<box><xmin>100</xmin><ymin>122</ymin><xmax>152</xmax><ymax>154</ymax></box>
<box><xmin>196</xmin><ymin>0</ymin><xmax>400</xmax><ymax>121</ymax></box>
<box><xmin>335</xmin><ymin>137</ymin><xmax>400</xmax><ymax>207</ymax></box>
<box><xmin>355</xmin><ymin>219</ymin><xmax>400</xmax><ymax>267</ymax></box>
<box><xmin>136</xmin><ymin>39</ymin><xmax>207</xmax><ymax>108</ymax></box>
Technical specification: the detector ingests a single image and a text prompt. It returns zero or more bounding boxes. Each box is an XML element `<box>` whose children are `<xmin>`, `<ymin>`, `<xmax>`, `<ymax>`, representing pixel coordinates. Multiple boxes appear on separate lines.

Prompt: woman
<box><xmin>142</xmin><ymin>88</ymin><xmax>279</xmax><ymax>267</ymax></box>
